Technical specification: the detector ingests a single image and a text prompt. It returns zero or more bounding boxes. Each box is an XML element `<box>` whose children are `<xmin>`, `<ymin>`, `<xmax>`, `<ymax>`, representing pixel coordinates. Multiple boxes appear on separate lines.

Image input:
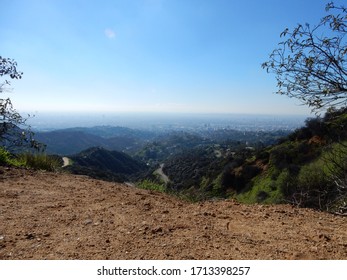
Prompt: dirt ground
<box><xmin>0</xmin><ymin>166</ymin><xmax>346</xmax><ymax>260</ymax></box>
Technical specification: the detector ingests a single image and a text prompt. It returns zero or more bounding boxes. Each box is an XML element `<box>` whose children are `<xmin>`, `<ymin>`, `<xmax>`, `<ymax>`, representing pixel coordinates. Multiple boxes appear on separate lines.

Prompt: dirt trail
<box><xmin>0</xmin><ymin>167</ymin><xmax>346</xmax><ymax>260</ymax></box>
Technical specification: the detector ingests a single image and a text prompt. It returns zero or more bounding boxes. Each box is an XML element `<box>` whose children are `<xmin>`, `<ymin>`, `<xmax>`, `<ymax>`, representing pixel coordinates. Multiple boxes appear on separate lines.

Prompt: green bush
<box><xmin>1</xmin><ymin>147</ymin><xmax>61</xmax><ymax>171</ymax></box>
<box><xmin>0</xmin><ymin>147</ymin><xmax>24</xmax><ymax>166</ymax></box>
<box><xmin>18</xmin><ymin>153</ymin><xmax>61</xmax><ymax>172</ymax></box>
<box><xmin>298</xmin><ymin>161</ymin><xmax>328</xmax><ymax>189</ymax></box>
<box><xmin>236</xmin><ymin>170</ymin><xmax>286</xmax><ymax>204</ymax></box>
<box><xmin>210</xmin><ymin>173</ymin><xmax>225</xmax><ymax>197</ymax></box>
<box><xmin>0</xmin><ymin>147</ymin><xmax>12</xmax><ymax>165</ymax></box>
<box><xmin>293</xmin><ymin>159</ymin><xmax>333</xmax><ymax>209</ymax></box>
<box><xmin>137</xmin><ymin>179</ymin><xmax>166</xmax><ymax>192</ymax></box>
<box><xmin>323</xmin><ymin>142</ymin><xmax>347</xmax><ymax>178</ymax></box>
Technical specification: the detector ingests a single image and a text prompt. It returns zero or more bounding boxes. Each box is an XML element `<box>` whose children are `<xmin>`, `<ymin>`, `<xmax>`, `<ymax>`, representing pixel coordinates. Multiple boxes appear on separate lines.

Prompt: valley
<box><xmin>28</xmin><ymin>109</ymin><xmax>347</xmax><ymax>214</ymax></box>
<box><xmin>1</xmin><ymin>111</ymin><xmax>347</xmax><ymax>260</ymax></box>
<box><xmin>34</xmin><ymin>125</ymin><xmax>292</xmax><ymax>198</ymax></box>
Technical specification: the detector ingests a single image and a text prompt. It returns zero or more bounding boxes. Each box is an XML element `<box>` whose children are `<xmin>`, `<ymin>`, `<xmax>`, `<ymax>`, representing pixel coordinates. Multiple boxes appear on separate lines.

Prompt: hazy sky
<box><xmin>1</xmin><ymin>0</ymin><xmax>342</xmax><ymax>115</ymax></box>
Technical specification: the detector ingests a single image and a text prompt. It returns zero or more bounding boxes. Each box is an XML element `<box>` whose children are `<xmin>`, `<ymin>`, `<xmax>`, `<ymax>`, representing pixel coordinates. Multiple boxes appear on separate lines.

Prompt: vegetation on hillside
<box><xmin>34</xmin><ymin>126</ymin><xmax>158</xmax><ymax>155</ymax></box>
<box><xmin>0</xmin><ymin>147</ymin><xmax>61</xmax><ymax>171</ymax></box>
<box><xmin>65</xmin><ymin>147</ymin><xmax>149</xmax><ymax>182</ymax></box>
<box><xmin>257</xmin><ymin>2</ymin><xmax>347</xmax><ymax>213</ymax></box>
<box><xmin>232</xmin><ymin>108</ymin><xmax>347</xmax><ymax>213</ymax></box>
<box><xmin>135</xmin><ymin>108</ymin><xmax>347</xmax><ymax>213</ymax></box>
<box><xmin>134</xmin><ymin>130</ymin><xmax>289</xmax><ymax>167</ymax></box>
<box><xmin>1</xmin><ymin>56</ymin><xmax>54</xmax><ymax>171</ymax></box>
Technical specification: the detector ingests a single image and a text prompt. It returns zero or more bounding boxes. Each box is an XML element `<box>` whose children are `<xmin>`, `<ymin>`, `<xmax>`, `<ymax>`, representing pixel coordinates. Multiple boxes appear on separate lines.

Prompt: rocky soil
<box><xmin>0</xmin><ymin>167</ymin><xmax>346</xmax><ymax>260</ymax></box>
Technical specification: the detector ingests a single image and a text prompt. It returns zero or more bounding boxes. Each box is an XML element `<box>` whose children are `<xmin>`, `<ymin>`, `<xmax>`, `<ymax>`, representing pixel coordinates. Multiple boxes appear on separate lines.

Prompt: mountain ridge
<box><xmin>65</xmin><ymin>146</ymin><xmax>148</xmax><ymax>182</ymax></box>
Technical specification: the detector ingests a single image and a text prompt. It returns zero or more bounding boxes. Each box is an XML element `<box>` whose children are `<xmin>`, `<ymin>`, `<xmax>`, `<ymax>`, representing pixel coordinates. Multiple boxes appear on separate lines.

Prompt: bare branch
<box><xmin>263</xmin><ymin>3</ymin><xmax>347</xmax><ymax>112</ymax></box>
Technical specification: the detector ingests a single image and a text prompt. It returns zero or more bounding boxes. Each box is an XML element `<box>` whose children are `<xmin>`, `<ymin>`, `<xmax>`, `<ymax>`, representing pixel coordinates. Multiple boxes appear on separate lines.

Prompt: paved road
<box><xmin>154</xmin><ymin>163</ymin><xmax>170</xmax><ymax>184</ymax></box>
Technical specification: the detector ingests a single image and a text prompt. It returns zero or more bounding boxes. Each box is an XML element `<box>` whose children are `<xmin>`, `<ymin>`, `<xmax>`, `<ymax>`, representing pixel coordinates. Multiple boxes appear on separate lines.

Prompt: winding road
<box><xmin>154</xmin><ymin>163</ymin><xmax>170</xmax><ymax>184</ymax></box>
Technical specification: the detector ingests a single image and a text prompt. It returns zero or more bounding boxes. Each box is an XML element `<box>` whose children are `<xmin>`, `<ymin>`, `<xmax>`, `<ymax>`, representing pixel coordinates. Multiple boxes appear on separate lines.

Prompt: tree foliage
<box><xmin>262</xmin><ymin>2</ymin><xmax>347</xmax><ymax>112</ymax></box>
<box><xmin>0</xmin><ymin>56</ymin><xmax>41</xmax><ymax>151</ymax></box>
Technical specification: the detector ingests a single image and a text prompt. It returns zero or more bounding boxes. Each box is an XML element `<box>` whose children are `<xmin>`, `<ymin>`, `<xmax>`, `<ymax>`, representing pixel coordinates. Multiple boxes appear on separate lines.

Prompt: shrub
<box><xmin>0</xmin><ymin>147</ymin><xmax>24</xmax><ymax>166</ymax></box>
<box><xmin>137</xmin><ymin>179</ymin><xmax>166</xmax><ymax>192</ymax></box>
<box><xmin>293</xmin><ymin>160</ymin><xmax>333</xmax><ymax>209</ymax></box>
<box><xmin>0</xmin><ymin>147</ymin><xmax>14</xmax><ymax>165</ymax></box>
<box><xmin>210</xmin><ymin>173</ymin><xmax>225</xmax><ymax>197</ymax></box>
<box><xmin>322</xmin><ymin>142</ymin><xmax>347</xmax><ymax>213</ymax></box>
<box><xmin>236</xmin><ymin>170</ymin><xmax>286</xmax><ymax>204</ymax></box>
<box><xmin>18</xmin><ymin>153</ymin><xmax>61</xmax><ymax>172</ymax></box>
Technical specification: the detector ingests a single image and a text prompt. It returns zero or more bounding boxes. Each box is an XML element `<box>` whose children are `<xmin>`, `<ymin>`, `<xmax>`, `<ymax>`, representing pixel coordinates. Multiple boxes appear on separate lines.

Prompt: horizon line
<box><xmin>21</xmin><ymin>110</ymin><xmax>312</xmax><ymax>117</ymax></box>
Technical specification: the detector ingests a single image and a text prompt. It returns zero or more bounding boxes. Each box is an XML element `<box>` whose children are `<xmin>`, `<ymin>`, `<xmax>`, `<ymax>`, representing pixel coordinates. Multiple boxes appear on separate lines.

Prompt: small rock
<box><xmin>319</xmin><ymin>234</ymin><xmax>331</xmax><ymax>241</ymax></box>
<box><xmin>310</xmin><ymin>246</ymin><xmax>318</xmax><ymax>252</ymax></box>
<box><xmin>84</xmin><ymin>219</ymin><xmax>93</xmax><ymax>225</ymax></box>
<box><xmin>25</xmin><ymin>233</ymin><xmax>35</xmax><ymax>240</ymax></box>
<box><xmin>151</xmin><ymin>227</ymin><xmax>163</xmax><ymax>234</ymax></box>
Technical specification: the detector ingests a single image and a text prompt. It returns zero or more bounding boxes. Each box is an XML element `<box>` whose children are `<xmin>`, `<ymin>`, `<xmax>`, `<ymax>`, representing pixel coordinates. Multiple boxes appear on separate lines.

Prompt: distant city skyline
<box><xmin>2</xmin><ymin>0</ymin><xmax>341</xmax><ymax>116</ymax></box>
<box><xmin>26</xmin><ymin>111</ymin><xmax>308</xmax><ymax>131</ymax></box>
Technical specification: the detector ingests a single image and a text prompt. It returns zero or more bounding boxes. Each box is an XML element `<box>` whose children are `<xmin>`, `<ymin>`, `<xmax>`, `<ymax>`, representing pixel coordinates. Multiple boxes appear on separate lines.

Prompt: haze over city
<box><xmin>2</xmin><ymin>0</ymin><xmax>343</xmax><ymax>117</ymax></box>
<box><xmin>2</xmin><ymin>0</ymin><xmax>347</xmax><ymax>268</ymax></box>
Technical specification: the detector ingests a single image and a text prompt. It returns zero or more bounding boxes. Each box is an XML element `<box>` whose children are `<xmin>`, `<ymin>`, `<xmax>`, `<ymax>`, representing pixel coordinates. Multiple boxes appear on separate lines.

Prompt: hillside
<box><xmin>34</xmin><ymin>126</ymin><xmax>156</xmax><ymax>155</ymax></box>
<box><xmin>35</xmin><ymin>130</ymin><xmax>108</xmax><ymax>155</ymax></box>
<box><xmin>0</xmin><ymin>167</ymin><xmax>346</xmax><ymax>260</ymax></box>
<box><xmin>155</xmin><ymin>108</ymin><xmax>347</xmax><ymax>213</ymax></box>
<box><xmin>66</xmin><ymin>147</ymin><xmax>148</xmax><ymax>182</ymax></box>
<box><xmin>34</xmin><ymin>125</ymin><xmax>290</xmax><ymax>157</ymax></box>
<box><xmin>32</xmin><ymin>109</ymin><xmax>347</xmax><ymax>214</ymax></box>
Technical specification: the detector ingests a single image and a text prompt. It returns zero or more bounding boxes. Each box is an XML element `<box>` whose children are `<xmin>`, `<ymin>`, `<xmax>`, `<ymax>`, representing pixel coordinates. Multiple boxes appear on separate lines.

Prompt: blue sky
<box><xmin>1</xmin><ymin>0</ymin><xmax>341</xmax><ymax>115</ymax></box>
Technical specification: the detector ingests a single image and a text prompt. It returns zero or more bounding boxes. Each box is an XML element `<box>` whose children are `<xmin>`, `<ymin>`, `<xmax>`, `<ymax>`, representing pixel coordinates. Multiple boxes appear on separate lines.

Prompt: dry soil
<box><xmin>0</xmin><ymin>167</ymin><xmax>346</xmax><ymax>260</ymax></box>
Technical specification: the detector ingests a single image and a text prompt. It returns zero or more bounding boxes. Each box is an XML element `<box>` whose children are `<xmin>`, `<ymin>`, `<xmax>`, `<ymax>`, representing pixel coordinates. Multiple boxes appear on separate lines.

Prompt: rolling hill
<box><xmin>34</xmin><ymin>126</ymin><xmax>157</xmax><ymax>155</ymax></box>
<box><xmin>65</xmin><ymin>147</ymin><xmax>148</xmax><ymax>182</ymax></box>
<box><xmin>155</xmin><ymin>108</ymin><xmax>347</xmax><ymax>214</ymax></box>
